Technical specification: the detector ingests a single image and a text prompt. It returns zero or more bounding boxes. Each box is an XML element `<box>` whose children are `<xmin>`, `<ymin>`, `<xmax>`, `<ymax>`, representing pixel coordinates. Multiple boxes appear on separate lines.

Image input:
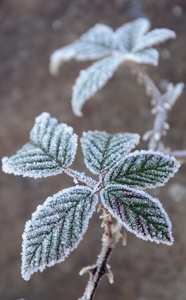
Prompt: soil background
<box><xmin>0</xmin><ymin>1</ymin><xmax>186</xmax><ymax>300</ymax></box>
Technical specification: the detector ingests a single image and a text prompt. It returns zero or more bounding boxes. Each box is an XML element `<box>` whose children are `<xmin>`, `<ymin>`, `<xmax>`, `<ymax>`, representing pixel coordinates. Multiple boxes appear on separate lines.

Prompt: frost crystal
<box><xmin>81</xmin><ymin>130</ymin><xmax>140</xmax><ymax>174</ymax></box>
<box><xmin>101</xmin><ymin>184</ymin><xmax>173</xmax><ymax>245</ymax></box>
<box><xmin>49</xmin><ymin>24</ymin><xmax>115</xmax><ymax>75</ymax></box>
<box><xmin>106</xmin><ymin>150</ymin><xmax>180</xmax><ymax>189</ymax></box>
<box><xmin>72</xmin><ymin>55</ymin><xmax>125</xmax><ymax>116</ymax></box>
<box><xmin>115</xmin><ymin>18</ymin><xmax>151</xmax><ymax>52</ymax></box>
<box><xmin>21</xmin><ymin>186</ymin><xmax>98</xmax><ymax>280</ymax></box>
<box><xmin>50</xmin><ymin>18</ymin><xmax>176</xmax><ymax>115</ymax></box>
<box><xmin>2</xmin><ymin>112</ymin><xmax>78</xmax><ymax>178</ymax></box>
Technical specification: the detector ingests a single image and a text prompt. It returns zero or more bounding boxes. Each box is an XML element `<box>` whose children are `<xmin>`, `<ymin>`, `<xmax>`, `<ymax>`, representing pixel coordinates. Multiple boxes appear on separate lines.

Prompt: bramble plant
<box><xmin>2</xmin><ymin>18</ymin><xmax>185</xmax><ymax>300</ymax></box>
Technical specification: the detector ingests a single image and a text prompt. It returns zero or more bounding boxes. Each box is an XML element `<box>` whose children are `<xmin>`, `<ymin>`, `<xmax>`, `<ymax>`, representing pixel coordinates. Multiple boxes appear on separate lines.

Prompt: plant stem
<box><xmin>79</xmin><ymin>211</ymin><xmax>124</xmax><ymax>300</ymax></box>
<box><xmin>171</xmin><ymin>150</ymin><xmax>186</xmax><ymax>164</ymax></box>
<box><xmin>130</xmin><ymin>63</ymin><xmax>184</xmax><ymax>151</ymax></box>
<box><xmin>63</xmin><ymin>167</ymin><xmax>97</xmax><ymax>188</ymax></box>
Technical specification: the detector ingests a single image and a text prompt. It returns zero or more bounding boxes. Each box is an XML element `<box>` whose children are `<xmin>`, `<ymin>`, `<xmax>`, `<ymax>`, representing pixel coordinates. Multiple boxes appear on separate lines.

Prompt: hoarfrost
<box><xmin>106</xmin><ymin>150</ymin><xmax>180</xmax><ymax>189</ymax></box>
<box><xmin>133</xmin><ymin>28</ymin><xmax>176</xmax><ymax>52</ymax></box>
<box><xmin>21</xmin><ymin>185</ymin><xmax>98</xmax><ymax>280</ymax></box>
<box><xmin>50</xmin><ymin>24</ymin><xmax>115</xmax><ymax>75</ymax></box>
<box><xmin>81</xmin><ymin>130</ymin><xmax>140</xmax><ymax>174</ymax></box>
<box><xmin>72</xmin><ymin>55</ymin><xmax>125</xmax><ymax>116</ymax></box>
<box><xmin>100</xmin><ymin>184</ymin><xmax>173</xmax><ymax>245</ymax></box>
<box><xmin>50</xmin><ymin>18</ymin><xmax>176</xmax><ymax>115</ymax></box>
<box><xmin>2</xmin><ymin>112</ymin><xmax>78</xmax><ymax>178</ymax></box>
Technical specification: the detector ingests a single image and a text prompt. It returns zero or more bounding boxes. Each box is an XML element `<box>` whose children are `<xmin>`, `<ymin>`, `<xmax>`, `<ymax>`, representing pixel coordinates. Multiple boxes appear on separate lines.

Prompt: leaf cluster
<box><xmin>50</xmin><ymin>18</ymin><xmax>176</xmax><ymax>116</ymax></box>
<box><xmin>2</xmin><ymin>113</ymin><xmax>180</xmax><ymax>280</ymax></box>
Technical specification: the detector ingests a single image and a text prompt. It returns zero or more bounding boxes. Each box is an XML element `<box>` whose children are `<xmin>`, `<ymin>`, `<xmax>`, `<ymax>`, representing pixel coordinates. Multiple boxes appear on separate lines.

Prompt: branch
<box><xmin>63</xmin><ymin>167</ymin><xmax>97</xmax><ymax>188</ymax></box>
<box><xmin>130</xmin><ymin>64</ymin><xmax>184</xmax><ymax>151</ymax></box>
<box><xmin>79</xmin><ymin>209</ymin><xmax>125</xmax><ymax>300</ymax></box>
<box><xmin>171</xmin><ymin>150</ymin><xmax>186</xmax><ymax>164</ymax></box>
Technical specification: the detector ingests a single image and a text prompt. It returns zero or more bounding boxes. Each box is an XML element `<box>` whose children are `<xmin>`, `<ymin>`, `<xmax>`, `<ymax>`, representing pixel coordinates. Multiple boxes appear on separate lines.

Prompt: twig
<box><xmin>171</xmin><ymin>150</ymin><xmax>186</xmax><ymax>164</ymax></box>
<box><xmin>79</xmin><ymin>209</ymin><xmax>125</xmax><ymax>300</ymax></box>
<box><xmin>130</xmin><ymin>63</ymin><xmax>184</xmax><ymax>151</ymax></box>
<box><xmin>63</xmin><ymin>167</ymin><xmax>97</xmax><ymax>188</ymax></box>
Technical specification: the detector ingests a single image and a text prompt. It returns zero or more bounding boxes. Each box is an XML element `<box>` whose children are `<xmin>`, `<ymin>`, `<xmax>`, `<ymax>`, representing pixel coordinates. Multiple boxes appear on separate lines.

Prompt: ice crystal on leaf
<box><xmin>81</xmin><ymin>130</ymin><xmax>140</xmax><ymax>174</ymax></box>
<box><xmin>105</xmin><ymin>150</ymin><xmax>180</xmax><ymax>189</ymax></box>
<box><xmin>115</xmin><ymin>18</ymin><xmax>175</xmax><ymax>58</ymax></box>
<box><xmin>100</xmin><ymin>184</ymin><xmax>173</xmax><ymax>245</ymax></box>
<box><xmin>50</xmin><ymin>24</ymin><xmax>115</xmax><ymax>75</ymax></box>
<box><xmin>50</xmin><ymin>18</ymin><xmax>176</xmax><ymax>116</ymax></box>
<box><xmin>22</xmin><ymin>186</ymin><xmax>98</xmax><ymax>280</ymax></box>
<box><xmin>2</xmin><ymin>113</ymin><xmax>78</xmax><ymax>178</ymax></box>
<box><xmin>1</xmin><ymin>113</ymin><xmax>181</xmax><ymax>282</ymax></box>
<box><xmin>72</xmin><ymin>55</ymin><xmax>125</xmax><ymax>116</ymax></box>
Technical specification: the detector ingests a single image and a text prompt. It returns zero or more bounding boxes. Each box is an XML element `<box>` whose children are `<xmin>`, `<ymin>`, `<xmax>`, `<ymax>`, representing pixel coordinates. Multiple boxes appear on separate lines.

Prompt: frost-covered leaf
<box><xmin>72</xmin><ymin>55</ymin><xmax>125</xmax><ymax>116</ymax></box>
<box><xmin>21</xmin><ymin>186</ymin><xmax>98</xmax><ymax>280</ymax></box>
<box><xmin>50</xmin><ymin>24</ymin><xmax>115</xmax><ymax>75</ymax></box>
<box><xmin>123</xmin><ymin>48</ymin><xmax>159</xmax><ymax>66</ymax></box>
<box><xmin>106</xmin><ymin>150</ymin><xmax>180</xmax><ymax>189</ymax></box>
<box><xmin>115</xmin><ymin>19</ymin><xmax>175</xmax><ymax>66</ymax></box>
<box><xmin>116</xmin><ymin>18</ymin><xmax>150</xmax><ymax>52</ymax></box>
<box><xmin>101</xmin><ymin>184</ymin><xmax>173</xmax><ymax>245</ymax></box>
<box><xmin>81</xmin><ymin>131</ymin><xmax>140</xmax><ymax>175</ymax></box>
<box><xmin>134</xmin><ymin>28</ymin><xmax>176</xmax><ymax>52</ymax></box>
<box><xmin>2</xmin><ymin>112</ymin><xmax>78</xmax><ymax>178</ymax></box>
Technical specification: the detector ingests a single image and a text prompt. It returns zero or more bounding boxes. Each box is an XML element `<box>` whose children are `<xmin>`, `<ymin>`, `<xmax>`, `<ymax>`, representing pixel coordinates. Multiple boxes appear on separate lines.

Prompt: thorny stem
<box><xmin>131</xmin><ymin>64</ymin><xmax>167</xmax><ymax>150</ymax></box>
<box><xmin>79</xmin><ymin>210</ymin><xmax>125</xmax><ymax>300</ymax></box>
<box><xmin>130</xmin><ymin>63</ymin><xmax>184</xmax><ymax>152</ymax></box>
<box><xmin>78</xmin><ymin>62</ymin><xmax>185</xmax><ymax>300</ymax></box>
<box><xmin>63</xmin><ymin>167</ymin><xmax>97</xmax><ymax>188</ymax></box>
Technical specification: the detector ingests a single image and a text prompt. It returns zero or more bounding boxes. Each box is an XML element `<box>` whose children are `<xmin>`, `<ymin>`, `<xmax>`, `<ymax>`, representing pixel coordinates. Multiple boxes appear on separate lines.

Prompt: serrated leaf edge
<box><xmin>81</xmin><ymin>130</ymin><xmax>140</xmax><ymax>175</ymax></box>
<box><xmin>2</xmin><ymin>112</ymin><xmax>78</xmax><ymax>178</ymax></box>
<box><xmin>21</xmin><ymin>185</ymin><xmax>98</xmax><ymax>281</ymax></box>
<box><xmin>105</xmin><ymin>150</ymin><xmax>181</xmax><ymax>189</ymax></box>
<box><xmin>100</xmin><ymin>184</ymin><xmax>174</xmax><ymax>245</ymax></box>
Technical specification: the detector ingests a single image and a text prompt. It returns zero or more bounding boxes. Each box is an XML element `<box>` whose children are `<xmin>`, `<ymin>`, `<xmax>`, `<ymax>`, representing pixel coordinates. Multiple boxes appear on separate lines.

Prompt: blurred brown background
<box><xmin>0</xmin><ymin>0</ymin><xmax>186</xmax><ymax>299</ymax></box>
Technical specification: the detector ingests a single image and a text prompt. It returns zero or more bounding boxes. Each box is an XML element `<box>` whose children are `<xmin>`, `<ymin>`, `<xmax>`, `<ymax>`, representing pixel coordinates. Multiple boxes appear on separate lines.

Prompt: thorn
<box><xmin>151</xmin><ymin>106</ymin><xmax>158</xmax><ymax>114</ymax></box>
<box><xmin>105</xmin><ymin>265</ymin><xmax>114</xmax><ymax>284</ymax></box>
<box><xmin>163</xmin><ymin>122</ymin><xmax>170</xmax><ymax>130</ymax></box>
<box><xmin>97</xmin><ymin>205</ymin><xmax>103</xmax><ymax>212</ymax></box>
<box><xmin>120</xmin><ymin>227</ymin><xmax>127</xmax><ymax>246</ymax></box>
<box><xmin>154</xmin><ymin>132</ymin><xmax>161</xmax><ymax>141</ymax></box>
<box><xmin>73</xmin><ymin>177</ymin><xmax>78</xmax><ymax>184</ymax></box>
<box><xmin>163</xmin><ymin>102</ymin><xmax>171</xmax><ymax>110</ymax></box>
<box><xmin>122</xmin><ymin>234</ymin><xmax>127</xmax><ymax>246</ymax></box>
<box><xmin>79</xmin><ymin>265</ymin><xmax>97</xmax><ymax>276</ymax></box>
<box><xmin>143</xmin><ymin>130</ymin><xmax>152</xmax><ymax>141</ymax></box>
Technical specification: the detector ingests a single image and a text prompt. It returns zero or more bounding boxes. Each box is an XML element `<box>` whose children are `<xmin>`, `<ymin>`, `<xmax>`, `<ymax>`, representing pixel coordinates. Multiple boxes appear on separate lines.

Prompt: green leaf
<box><xmin>105</xmin><ymin>150</ymin><xmax>180</xmax><ymax>189</ymax></box>
<box><xmin>81</xmin><ymin>130</ymin><xmax>140</xmax><ymax>175</ymax></box>
<box><xmin>71</xmin><ymin>55</ymin><xmax>125</xmax><ymax>116</ymax></box>
<box><xmin>21</xmin><ymin>186</ymin><xmax>98</xmax><ymax>280</ymax></box>
<box><xmin>101</xmin><ymin>184</ymin><xmax>173</xmax><ymax>245</ymax></box>
<box><xmin>2</xmin><ymin>112</ymin><xmax>78</xmax><ymax>178</ymax></box>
